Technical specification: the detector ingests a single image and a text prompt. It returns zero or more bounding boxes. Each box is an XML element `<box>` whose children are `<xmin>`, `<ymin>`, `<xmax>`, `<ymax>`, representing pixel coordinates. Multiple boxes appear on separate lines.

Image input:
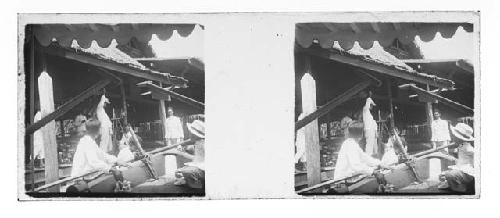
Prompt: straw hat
<box><xmin>450</xmin><ymin>123</ymin><xmax>474</xmax><ymax>142</ymax></box>
<box><xmin>187</xmin><ymin>120</ymin><xmax>205</xmax><ymax>139</ymax></box>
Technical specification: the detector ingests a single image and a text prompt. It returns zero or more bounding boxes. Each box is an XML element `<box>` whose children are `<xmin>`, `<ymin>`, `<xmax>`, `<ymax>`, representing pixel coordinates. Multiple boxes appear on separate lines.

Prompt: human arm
<box><xmin>345</xmin><ymin>141</ymin><xmax>380</xmax><ymax>175</ymax></box>
<box><xmin>84</xmin><ymin>138</ymin><xmax>114</xmax><ymax>172</ymax></box>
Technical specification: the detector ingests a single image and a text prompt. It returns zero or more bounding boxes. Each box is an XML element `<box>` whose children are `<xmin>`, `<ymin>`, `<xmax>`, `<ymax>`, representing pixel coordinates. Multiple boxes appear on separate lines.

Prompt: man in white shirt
<box><xmin>334</xmin><ymin>121</ymin><xmax>390</xmax><ymax>181</ymax></box>
<box><xmin>71</xmin><ymin>119</ymin><xmax>117</xmax><ymax>177</ymax></box>
<box><xmin>431</xmin><ymin>109</ymin><xmax>451</xmax><ymax>149</ymax></box>
<box><xmin>164</xmin><ymin>107</ymin><xmax>184</xmax><ymax>146</ymax></box>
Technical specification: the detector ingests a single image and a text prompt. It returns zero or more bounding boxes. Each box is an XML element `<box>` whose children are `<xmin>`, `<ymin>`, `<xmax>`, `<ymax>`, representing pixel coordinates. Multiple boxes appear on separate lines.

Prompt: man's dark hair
<box><xmin>85</xmin><ymin>119</ymin><xmax>101</xmax><ymax>137</ymax></box>
<box><xmin>347</xmin><ymin>121</ymin><xmax>364</xmax><ymax>138</ymax></box>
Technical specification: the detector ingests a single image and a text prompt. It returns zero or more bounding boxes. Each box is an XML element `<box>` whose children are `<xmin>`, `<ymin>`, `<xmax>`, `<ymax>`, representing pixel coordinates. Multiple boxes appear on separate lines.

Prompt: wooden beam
<box><xmin>37</xmin><ymin>72</ymin><xmax>59</xmax><ymax>192</ymax></box>
<box><xmin>296</xmin><ymin>80</ymin><xmax>372</xmax><ymax>131</ymax></box>
<box><xmin>299</xmin><ymin>47</ymin><xmax>454</xmax><ymax>89</ymax></box>
<box><xmin>399</xmin><ymin>84</ymin><xmax>473</xmax><ymax>115</ymax></box>
<box><xmin>26</xmin><ymin>79</ymin><xmax>110</xmax><ymax>134</ymax></box>
<box><xmin>137</xmin><ymin>81</ymin><xmax>204</xmax><ymax>110</ymax></box>
<box><xmin>370</xmin><ymin>23</ymin><xmax>381</xmax><ymax>33</ymax></box>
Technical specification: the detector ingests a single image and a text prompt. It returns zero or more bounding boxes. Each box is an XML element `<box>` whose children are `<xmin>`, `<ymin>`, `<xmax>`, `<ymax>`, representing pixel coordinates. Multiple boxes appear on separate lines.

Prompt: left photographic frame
<box><xmin>18</xmin><ymin>19</ymin><xmax>206</xmax><ymax>199</ymax></box>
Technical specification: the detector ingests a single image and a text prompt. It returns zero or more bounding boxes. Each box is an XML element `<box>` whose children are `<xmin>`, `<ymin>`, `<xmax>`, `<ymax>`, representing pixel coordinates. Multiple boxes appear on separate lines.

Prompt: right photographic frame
<box><xmin>294</xmin><ymin>20</ymin><xmax>478</xmax><ymax>196</ymax></box>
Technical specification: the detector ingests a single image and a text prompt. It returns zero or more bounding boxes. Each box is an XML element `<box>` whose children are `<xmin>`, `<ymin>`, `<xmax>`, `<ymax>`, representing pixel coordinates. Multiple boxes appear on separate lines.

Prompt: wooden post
<box><xmin>38</xmin><ymin>72</ymin><xmax>59</xmax><ymax>192</ymax></box>
<box><xmin>425</xmin><ymin>85</ymin><xmax>434</xmax><ymax>138</ymax></box>
<box><xmin>120</xmin><ymin>82</ymin><xmax>128</xmax><ymax>126</ymax></box>
<box><xmin>158</xmin><ymin>83</ymin><xmax>168</xmax><ymax>145</ymax></box>
<box><xmin>300</xmin><ymin>64</ymin><xmax>321</xmax><ymax>186</ymax></box>
<box><xmin>386</xmin><ymin>78</ymin><xmax>395</xmax><ymax>130</ymax></box>
<box><xmin>29</xmin><ymin>29</ymin><xmax>36</xmax><ymax>191</ymax></box>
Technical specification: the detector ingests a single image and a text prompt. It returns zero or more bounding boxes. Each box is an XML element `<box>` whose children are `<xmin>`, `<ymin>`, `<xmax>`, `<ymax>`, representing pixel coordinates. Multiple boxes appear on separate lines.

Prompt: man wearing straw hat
<box><xmin>165</xmin><ymin>119</ymin><xmax>205</xmax><ymax>189</ymax></box>
<box><xmin>438</xmin><ymin>123</ymin><xmax>475</xmax><ymax>194</ymax></box>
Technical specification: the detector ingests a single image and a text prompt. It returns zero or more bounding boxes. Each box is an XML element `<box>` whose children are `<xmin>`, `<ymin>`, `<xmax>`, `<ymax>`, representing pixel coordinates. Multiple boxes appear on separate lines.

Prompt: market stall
<box><xmin>23</xmin><ymin>24</ymin><xmax>205</xmax><ymax>192</ymax></box>
<box><xmin>294</xmin><ymin>22</ymin><xmax>474</xmax><ymax>190</ymax></box>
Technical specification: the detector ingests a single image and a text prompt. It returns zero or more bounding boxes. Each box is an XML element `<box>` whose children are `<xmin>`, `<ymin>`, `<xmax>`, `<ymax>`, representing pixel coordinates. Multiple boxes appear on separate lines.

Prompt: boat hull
<box><xmin>301</xmin><ymin>157</ymin><xmax>454</xmax><ymax>194</ymax></box>
<box><xmin>86</xmin><ymin>154</ymin><xmax>166</xmax><ymax>193</ymax></box>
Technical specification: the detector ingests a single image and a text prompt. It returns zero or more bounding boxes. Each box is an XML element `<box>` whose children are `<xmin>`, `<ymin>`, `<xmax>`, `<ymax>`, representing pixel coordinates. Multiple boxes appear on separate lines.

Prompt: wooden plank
<box><xmin>299</xmin><ymin>47</ymin><xmax>454</xmax><ymax>89</ymax></box>
<box><xmin>26</xmin><ymin>79</ymin><xmax>110</xmax><ymax>134</ymax></box>
<box><xmin>296</xmin><ymin>80</ymin><xmax>372</xmax><ymax>131</ymax></box>
<box><xmin>37</xmin><ymin>72</ymin><xmax>59</xmax><ymax>192</ymax></box>
<box><xmin>400</xmin><ymin>84</ymin><xmax>473</xmax><ymax>115</ymax></box>
<box><xmin>300</xmin><ymin>71</ymin><xmax>321</xmax><ymax>187</ymax></box>
<box><xmin>137</xmin><ymin>81</ymin><xmax>204</xmax><ymax>110</ymax></box>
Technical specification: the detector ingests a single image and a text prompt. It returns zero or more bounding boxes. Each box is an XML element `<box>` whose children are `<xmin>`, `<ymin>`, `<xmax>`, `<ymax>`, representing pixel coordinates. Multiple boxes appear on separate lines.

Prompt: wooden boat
<box><xmin>297</xmin><ymin>144</ymin><xmax>459</xmax><ymax>195</ymax></box>
<box><xmin>30</xmin><ymin>138</ymin><xmax>204</xmax><ymax>196</ymax></box>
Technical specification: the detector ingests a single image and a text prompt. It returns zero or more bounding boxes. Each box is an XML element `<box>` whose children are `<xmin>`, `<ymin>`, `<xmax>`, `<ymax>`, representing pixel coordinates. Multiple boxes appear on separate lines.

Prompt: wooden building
<box><xmin>22</xmin><ymin>24</ymin><xmax>205</xmax><ymax>191</ymax></box>
<box><xmin>294</xmin><ymin>22</ymin><xmax>474</xmax><ymax>189</ymax></box>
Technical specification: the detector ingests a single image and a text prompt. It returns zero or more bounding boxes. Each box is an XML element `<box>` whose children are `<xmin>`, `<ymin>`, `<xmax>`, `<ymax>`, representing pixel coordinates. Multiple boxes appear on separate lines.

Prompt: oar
<box><xmin>392</xmin><ymin>129</ymin><xmax>422</xmax><ymax>183</ymax></box>
<box><xmin>412</xmin><ymin>143</ymin><xmax>456</xmax><ymax>158</ymax></box>
<box><xmin>33</xmin><ymin>170</ymin><xmax>104</xmax><ymax>192</ymax></box>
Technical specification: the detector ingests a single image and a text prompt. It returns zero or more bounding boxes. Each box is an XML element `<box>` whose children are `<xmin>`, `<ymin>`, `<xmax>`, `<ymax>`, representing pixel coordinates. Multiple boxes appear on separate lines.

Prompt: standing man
<box><xmin>163</xmin><ymin>107</ymin><xmax>184</xmax><ymax>146</ymax></box>
<box><xmin>430</xmin><ymin>109</ymin><xmax>451</xmax><ymax>150</ymax></box>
